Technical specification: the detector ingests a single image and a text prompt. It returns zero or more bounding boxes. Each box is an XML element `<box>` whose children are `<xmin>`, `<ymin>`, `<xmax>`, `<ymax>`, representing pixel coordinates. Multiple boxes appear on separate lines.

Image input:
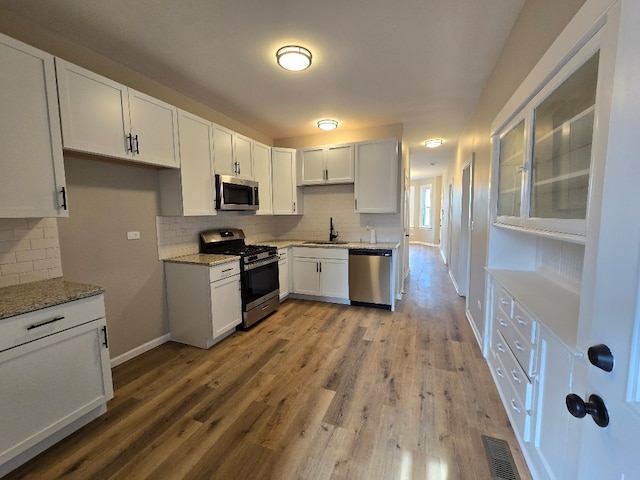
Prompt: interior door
<box><xmin>574</xmin><ymin>2</ymin><xmax>640</xmax><ymax>476</ymax></box>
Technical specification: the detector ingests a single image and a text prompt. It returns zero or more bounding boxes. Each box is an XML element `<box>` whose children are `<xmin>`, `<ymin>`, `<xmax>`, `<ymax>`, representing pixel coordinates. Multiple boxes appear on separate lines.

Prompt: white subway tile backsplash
<box><xmin>0</xmin><ymin>218</ymin><xmax>63</xmax><ymax>288</ymax></box>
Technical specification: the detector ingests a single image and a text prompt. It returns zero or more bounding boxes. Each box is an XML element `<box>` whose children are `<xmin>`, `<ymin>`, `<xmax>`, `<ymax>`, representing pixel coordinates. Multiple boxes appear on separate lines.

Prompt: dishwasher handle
<box><xmin>349</xmin><ymin>249</ymin><xmax>392</xmax><ymax>257</ymax></box>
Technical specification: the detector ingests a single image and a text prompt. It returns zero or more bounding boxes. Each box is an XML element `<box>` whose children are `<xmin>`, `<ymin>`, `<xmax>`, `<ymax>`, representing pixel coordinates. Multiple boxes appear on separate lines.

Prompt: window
<box><xmin>409</xmin><ymin>186</ymin><xmax>415</xmax><ymax>228</ymax></box>
<box><xmin>421</xmin><ymin>185</ymin><xmax>432</xmax><ymax>228</ymax></box>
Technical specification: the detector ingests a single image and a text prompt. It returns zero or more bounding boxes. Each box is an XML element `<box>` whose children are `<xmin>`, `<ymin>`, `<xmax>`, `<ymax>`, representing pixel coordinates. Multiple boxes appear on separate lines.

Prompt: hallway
<box><xmin>7</xmin><ymin>245</ymin><xmax>530</xmax><ymax>479</ymax></box>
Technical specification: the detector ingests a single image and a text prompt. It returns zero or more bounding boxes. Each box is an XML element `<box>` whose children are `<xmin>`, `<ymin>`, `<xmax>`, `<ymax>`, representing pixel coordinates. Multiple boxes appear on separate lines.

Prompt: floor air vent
<box><xmin>482</xmin><ymin>435</ymin><xmax>521</xmax><ymax>480</ymax></box>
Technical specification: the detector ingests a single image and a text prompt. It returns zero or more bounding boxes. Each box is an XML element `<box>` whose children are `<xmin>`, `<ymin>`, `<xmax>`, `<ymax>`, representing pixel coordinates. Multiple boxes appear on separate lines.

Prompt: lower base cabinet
<box><xmin>291</xmin><ymin>247</ymin><xmax>349</xmax><ymax>300</ymax></box>
<box><xmin>278</xmin><ymin>248</ymin><xmax>290</xmax><ymax>300</ymax></box>
<box><xmin>165</xmin><ymin>260</ymin><xmax>242</xmax><ymax>349</ymax></box>
<box><xmin>0</xmin><ymin>294</ymin><xmax>113</xmax><ymax>475</ymax></box>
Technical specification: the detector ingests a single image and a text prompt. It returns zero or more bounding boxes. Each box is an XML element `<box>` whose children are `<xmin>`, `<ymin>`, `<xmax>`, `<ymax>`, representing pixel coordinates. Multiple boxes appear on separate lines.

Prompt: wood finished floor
<box><xmin>6</xmin><ymin>245</ymin><xmax>531</xmax><ymax>479</ymax></box>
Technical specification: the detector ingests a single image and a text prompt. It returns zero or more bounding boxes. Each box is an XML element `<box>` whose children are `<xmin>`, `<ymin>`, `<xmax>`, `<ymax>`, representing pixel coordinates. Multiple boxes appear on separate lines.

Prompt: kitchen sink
<box><xmin>303</xmin><ymin>241</ymin><xmax>350</xmax><ymax>245</ymax></box>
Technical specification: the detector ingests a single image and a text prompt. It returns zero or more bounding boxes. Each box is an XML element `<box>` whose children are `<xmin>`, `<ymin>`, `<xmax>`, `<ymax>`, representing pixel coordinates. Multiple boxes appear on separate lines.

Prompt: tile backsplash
<box><xmin>0</xmin><ymin>218</ymin><xmax>62</xmax><ymax>288</ymax></box>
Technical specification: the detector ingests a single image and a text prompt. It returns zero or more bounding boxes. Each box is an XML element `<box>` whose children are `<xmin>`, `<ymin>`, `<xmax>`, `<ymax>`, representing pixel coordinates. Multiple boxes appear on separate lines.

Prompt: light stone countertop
<box><xmin>267</xmin><ymin>240</ymin><xmax>400</xmax><ymax>250</ymax></box>
<box><xmin>0</xmin><ymin>278</ymin><xmax>104</xmax><ymax>320</ymax></box>
<box><xmin>163</xmin><ymin>253</ymin><xmax>240</xmax><ymax>266</ymax></box>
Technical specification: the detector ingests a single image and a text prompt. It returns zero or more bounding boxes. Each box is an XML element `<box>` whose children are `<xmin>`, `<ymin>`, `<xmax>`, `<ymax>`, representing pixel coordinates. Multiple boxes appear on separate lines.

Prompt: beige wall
<box><xmin>410</xmin><ymin>177</ymin><xmax>442</xmax><ymax>245</ymax></box>
<box><xmin>444</xmin><ymin>0</ymin><xmax>587</xmax><ymax>334</ymax></box>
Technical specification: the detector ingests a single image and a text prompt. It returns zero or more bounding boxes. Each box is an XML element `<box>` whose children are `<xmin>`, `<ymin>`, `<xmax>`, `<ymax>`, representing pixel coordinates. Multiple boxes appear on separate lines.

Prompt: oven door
<box><xmin>242</xmin><ymin>256</ymin><xmax>279</xmax><ymax>311</ymax></box>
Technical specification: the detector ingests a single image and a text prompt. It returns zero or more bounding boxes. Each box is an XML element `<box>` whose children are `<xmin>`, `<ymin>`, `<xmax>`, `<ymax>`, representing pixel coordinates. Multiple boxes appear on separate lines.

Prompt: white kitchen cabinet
<box><xmin>354</xmin><ymin>138</ymin><xmax>399</xmax><ymax>213</ymax></box>
<box><xmin>0</xmin><ymin>294</ymin><xmax>113</xmax><ymax>473</ymax></box>
<box><xmin>272</xmin><ymin>147</ymin><xmax>303</xmax><ymax>215</ymax></box>
<box><xmin>278</xmin><ymin>247</ymin><xmax>290</xmax><ymax>300</ymax></box>
<box><xmin>0</xmin><ymin>33</ymin><xmax>67</xmax><ymax>218</ymax></box>
<box><xmin>165</xmin><ymin>260</ymin><xmax>241</xmax><ymax>349</ymax></box>
<box><xmin>291</xmin><ymin>247</ymin><xmax>349</xmax><ymax>300</ymax></box>
<box><xmin>299</xmin><ymin>143</ymin><xmax>354</xmax><ymax>185</ymax></box>
<box><xmin>56</xmin><ymin>59</ymin><xmax>179</xmax><ymax>168</ymax></box>
<box><xmin>212</xmin><ymin>124</ymin><xmax>253</xmax><ymax>179</ymax></box>
<box><xmin>159</xmin><ymin>110</ymin><xmax>216</xmax><ymax>216</ymax></box>
<box><xmin>253</xmin><ymin>142</ymin><xmax>273</xmax><ymax>215</ymax></box>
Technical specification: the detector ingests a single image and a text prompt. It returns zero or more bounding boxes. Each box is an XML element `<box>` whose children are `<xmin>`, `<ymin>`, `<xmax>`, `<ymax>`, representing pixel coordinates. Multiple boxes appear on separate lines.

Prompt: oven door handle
<box><xmin>244</xmin><ymin>255</ymin><xmax>279</xmax><ymax>271</ymax></box>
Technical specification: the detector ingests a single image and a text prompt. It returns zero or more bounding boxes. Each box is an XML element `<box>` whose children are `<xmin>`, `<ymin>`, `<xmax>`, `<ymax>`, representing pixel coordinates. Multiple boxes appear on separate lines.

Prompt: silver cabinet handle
<box><xmin>516</xmin><ymin>315</ymin><xmax>527</xmax><ymax>326</ymax></box>
<box><xmin>514</xmin><ymin>340</ymin><xmax>525</xmax><ymax>352</ymax></box>
<box><xmin>510</xmin><ymin>399</ymin><xmax>521</xmax><ymax>413</ymax></box>
<box><xmin>511</xmin><ymin>369</ymin><xmax>522</xmax><ymax>384</ymax></box>
<box><xmin>496</xmin><ymin>367</ymin><xmax>505</xmax><ymax>378</ymax></box>
<box><xmin>500</xmin><ymin>298</ymin><xmax>509</xmax><ymax>306</ymax></box>
<box><xmin>497</xmin><ymin>342</ymin><xmax>506</xmax><ymax>353</ymax></box>
<box><xmin>498</xmin><ymin>318</ymin><xmax>508</xmax><ymax>327</ymax></box>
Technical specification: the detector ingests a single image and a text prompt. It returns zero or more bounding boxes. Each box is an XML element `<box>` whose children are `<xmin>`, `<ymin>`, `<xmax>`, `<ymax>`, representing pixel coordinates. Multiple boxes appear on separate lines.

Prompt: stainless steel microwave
<box><xmin>215</xmin><ymin>174</ymin><xmax>259</xmax><ymax>211</ymax></box>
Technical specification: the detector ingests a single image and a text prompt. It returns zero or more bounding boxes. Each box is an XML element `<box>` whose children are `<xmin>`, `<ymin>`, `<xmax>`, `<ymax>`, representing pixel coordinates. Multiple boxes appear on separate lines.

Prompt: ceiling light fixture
<box><xmin>425</xmin><ymin>139</ymin><xmax>444</xmax><ymax>148</ymax></box>
<box><xmin>276</xmin><ymin>45</ymin><xmax>312</xmax><ymax>71</ymax></box>
<box><xmin>317</xmin><ymin>119</ymin><xmax>338</xmax><ymax>131</ymax></box>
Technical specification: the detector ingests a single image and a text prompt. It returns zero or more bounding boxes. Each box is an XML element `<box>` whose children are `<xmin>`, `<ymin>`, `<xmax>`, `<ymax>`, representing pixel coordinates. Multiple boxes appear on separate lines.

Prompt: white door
<box><xmin>234</xmin><ymin>133</ymin><xmax>253</xmax><ymax>179</ymax></box>
<box><xmin>300</xmin><ymin>147</ymin><xmax>325</xmax><ymax>184</ymax></box>
<box><xmin>292</xmin><ymin>258</ymin><xmax>319</xmax><ymax>295</ymax></box>
<box><xmin>325</xmin><ymin>144</ymin><xmax>354</xmax><ymax>183</ymax></box>
<box><xmin>319</xmin><ymin>259</ymin><xmax>349</xmax><ymax>299</ymax></box>
<box><xmin>212</xmin><ymin>124</ymin><xmax>235</xmax><ymax>176</ymax></box>
<box><xmin>574</xmin><ymin>1</ymin><xmax>640</xmax><ymax>476</ymax></box>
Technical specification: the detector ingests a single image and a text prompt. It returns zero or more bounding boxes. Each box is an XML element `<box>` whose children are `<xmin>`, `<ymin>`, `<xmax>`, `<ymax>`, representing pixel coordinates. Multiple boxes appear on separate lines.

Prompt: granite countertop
<box><xmin>163</xmin><ymin>253</ymin><xmax>240</xmax><ymax>266</ymax></box>
<box><xmin>0</xmin><ymin>278</ymin><xmax>104</xmax><ymax>320</ymax></box>
<box><xmin>268</xmin><ymin>240</ymin><xmax>401</xmax><ymax>250</ymax></box>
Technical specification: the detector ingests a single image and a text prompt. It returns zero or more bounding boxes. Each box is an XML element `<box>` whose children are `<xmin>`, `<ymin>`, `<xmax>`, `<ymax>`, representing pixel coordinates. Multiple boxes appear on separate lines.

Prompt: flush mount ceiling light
<box><xmin>425</xmin><ymin>138</ymin><xmax>444</xmax><ymax>148</ymax></box>
<box><xmin>317</xmin><ymin>119</ymin><xmax>338</xmax><ymax>131</ymax></box>
<box><xmin>276</xmin><ymin>45</ymin><xmax>312</xmax><ymax>71</ymax></box>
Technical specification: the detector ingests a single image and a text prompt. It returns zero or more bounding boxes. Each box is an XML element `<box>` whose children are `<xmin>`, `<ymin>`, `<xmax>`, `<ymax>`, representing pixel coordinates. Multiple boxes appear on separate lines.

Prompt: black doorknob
<box><xmin>566</xmin><ymin>393</ymin><xmax>609</xmax><ymax>427</ymax></box>
<box><xmin>588</xmin><ymin>344</ymin><xmax>614</xmax><ymax>372</ymax></box>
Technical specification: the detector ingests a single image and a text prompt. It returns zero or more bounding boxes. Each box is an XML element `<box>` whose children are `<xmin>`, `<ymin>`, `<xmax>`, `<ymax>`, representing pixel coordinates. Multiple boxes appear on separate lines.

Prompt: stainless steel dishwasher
<box><xmin>348</xmin><ymin>248</ymin><xmax>392</xmax><ymax>308</ymax></box>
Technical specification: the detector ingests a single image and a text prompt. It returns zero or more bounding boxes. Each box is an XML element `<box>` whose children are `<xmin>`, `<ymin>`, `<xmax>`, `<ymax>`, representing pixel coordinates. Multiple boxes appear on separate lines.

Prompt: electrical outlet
<box><xmin>127</xmin><ymin>231</ymin><xmax>141</xmax><ymax>240</ymax></box>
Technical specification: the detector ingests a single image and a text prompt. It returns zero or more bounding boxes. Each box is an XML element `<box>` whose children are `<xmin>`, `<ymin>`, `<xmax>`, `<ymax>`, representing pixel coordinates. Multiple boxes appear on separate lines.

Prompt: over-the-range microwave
<box><xmin>215</xmin><ymin>174</ymin><xmax>259</xmax><ymax>211</ymax></box>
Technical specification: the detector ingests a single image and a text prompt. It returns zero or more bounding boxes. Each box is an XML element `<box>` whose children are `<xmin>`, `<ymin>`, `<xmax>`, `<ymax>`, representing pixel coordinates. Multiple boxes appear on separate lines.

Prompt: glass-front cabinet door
<box><xmin>497</xmin><ymin>119</ymin><xmax>526</xmax><ymax>221</ymax></box>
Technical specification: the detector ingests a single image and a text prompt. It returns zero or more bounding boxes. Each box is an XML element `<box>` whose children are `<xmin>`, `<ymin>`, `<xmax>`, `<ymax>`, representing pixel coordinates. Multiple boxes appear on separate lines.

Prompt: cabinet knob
<box><xmin>565</xmin><ymin>393</ymin><xmax>609</xmax><ymax>427</ymax></box>
<box><xmin>588</xmin><ymin>344</ymin><xmax>614</xmax><ymax>372</ymax></box>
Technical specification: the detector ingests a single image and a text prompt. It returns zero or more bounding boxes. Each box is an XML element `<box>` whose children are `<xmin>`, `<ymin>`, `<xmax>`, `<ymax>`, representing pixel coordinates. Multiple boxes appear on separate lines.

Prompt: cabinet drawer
<box><xmin>494</xmin><ymin>331</ymin><xmax>534</xmax><ymax>411</ymax></box>
<box><xmin>209</xmin><ymin>261</ymin><xmax>240</xmax><ymax>282</ymax></box>
<box><xmin>493</xmin><ymin>282</ymin><xmax>513</xmax><ymax>318</ymax></box>
<box><xmin>278</xmin><ymin>248</ymin><xmax>288</xmax><ymax>260</ymax></box>
<box><xmin>489</xmin><ymin>351</ymin><xmax>532</xmax><ymax>443</ymax></box>
<box><xmin>501</xmin><ymin>319</ymin><xmax>537</xmax><ymax>378</ymax></box>
<box><xmin>0</xmin><ymin>295</ymin><xmax>105</xmax><ymax>352</ymax></box>
<box><xmin>512</xmin><ymin>302</ymin><xmax>537</xmax><ymax>345</ymax></box>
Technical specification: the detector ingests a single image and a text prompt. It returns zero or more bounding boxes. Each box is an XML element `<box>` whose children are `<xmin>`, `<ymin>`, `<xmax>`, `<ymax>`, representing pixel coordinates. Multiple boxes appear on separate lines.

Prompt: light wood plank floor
<box><xmin>6</xmin><ymin>245</ymin><xmax>531</xmax><ymax>479</ymax></box>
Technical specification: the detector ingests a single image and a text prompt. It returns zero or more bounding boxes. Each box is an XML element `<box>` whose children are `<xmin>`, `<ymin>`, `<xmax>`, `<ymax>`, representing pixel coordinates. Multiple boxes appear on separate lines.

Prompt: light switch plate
<box><xmin>127</xmin><ymin>231</ymin><xmax>141</xmax><ymax>240</ymax></box>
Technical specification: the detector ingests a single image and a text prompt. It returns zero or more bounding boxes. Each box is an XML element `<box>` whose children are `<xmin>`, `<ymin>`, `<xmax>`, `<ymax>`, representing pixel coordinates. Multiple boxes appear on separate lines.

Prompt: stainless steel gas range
<box><xmin>199</xmin><ymin>229</ymin><xmax>279</xmax><ymax>329</ymax></box>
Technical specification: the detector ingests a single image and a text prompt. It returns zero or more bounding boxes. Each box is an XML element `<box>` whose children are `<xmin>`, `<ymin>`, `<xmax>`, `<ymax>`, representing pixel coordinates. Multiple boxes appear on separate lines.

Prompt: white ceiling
<box><xmin>2</xmin><ymin>0</ymin><xmax>524</xmax><ymax>179</ymax></box>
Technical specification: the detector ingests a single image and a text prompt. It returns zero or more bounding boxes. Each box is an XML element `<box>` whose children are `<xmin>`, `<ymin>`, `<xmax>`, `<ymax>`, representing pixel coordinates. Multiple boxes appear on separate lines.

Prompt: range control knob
<box><xmin>588</xmin><ymin>344</ymin><xmax>614</xmax><ymax>372</ymax></box>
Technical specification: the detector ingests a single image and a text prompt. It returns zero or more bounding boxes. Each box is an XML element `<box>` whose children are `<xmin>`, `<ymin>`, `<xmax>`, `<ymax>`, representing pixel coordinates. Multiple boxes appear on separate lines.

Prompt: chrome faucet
<box><xmin>329</xmin><ymin>217</ymin><xmax>339</xmax><ymax>242</ymax></box>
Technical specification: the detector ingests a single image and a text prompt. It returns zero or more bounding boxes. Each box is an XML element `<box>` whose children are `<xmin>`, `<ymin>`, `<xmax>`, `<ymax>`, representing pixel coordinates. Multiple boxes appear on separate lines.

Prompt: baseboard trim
<box><xmin>440</xmin><ymin>248</ymin><xmax>447</xmax><ymax>264</ymax></box>
<box><xmin>466</xmin><ymin>308</ymin><xmax>485</xmax><ymax>356</ymax></box>
<box><xmin>110</xmin><ymin>333</ymin><xmax>171</xmax><ymax>368</ymax></box>
<box><xmin>448</xmin><ymin>269</ymin><xmax>461</xmax><ymax>296</ymax></box>
<box><xmin>409</xmin><ymin>241</ymin><xmax>439</xmax><ymax>247</ymax></box>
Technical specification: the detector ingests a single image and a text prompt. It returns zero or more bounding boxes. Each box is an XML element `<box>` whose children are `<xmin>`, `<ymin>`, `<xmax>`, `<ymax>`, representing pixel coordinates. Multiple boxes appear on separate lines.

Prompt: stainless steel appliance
<box><xmin>215</xmin><ymin>174</ymin><xmax>259</xmax><ymax>211</ymax></box>
<box><xmin>200</xmin><ymin>229</ymin><xmax>279</xmax><ymax>328</ymax></box>
<box><xmin>348</xmin><ymin>248</ymin><xmax>392</xmax><ymax>309</ymax></box>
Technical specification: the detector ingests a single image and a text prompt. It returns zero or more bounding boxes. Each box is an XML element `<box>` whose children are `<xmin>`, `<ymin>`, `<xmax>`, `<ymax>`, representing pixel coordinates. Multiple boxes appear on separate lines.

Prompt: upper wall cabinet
<box><xmin>272</xmin><ymin>147</ymin><xmax>303</xmax><ymax>215</ymax></box>
<box><xmin>55</xmin><ymin>59</ymin><xmax>180</xmax><ymax>169</ymax></box>
<box><xmin>299</xmin><ymin>143</ymin><xmax>354</xmax><ymax>185</ymax></box>
<box><xmin>0</xmin><ymin>33</ymin><xmax>67</xmax><ymax>218</ymax></box>
<box><xmin>354</xmin><ymin>138</ymin><xmax>399</xmax><ymax>213</ymax></box>
<box><xmin>253</xmin><ymin>142</ymin><xmax>273</xmax><ymax>215</ymax></box>
<box><xmin>159</xmin><ymin>110</ymin><xmax>216</xmax><ymax>216</ymax></box>
<box><xmin>493</xmin><ymin>36</ymin><xmax>600</xmax><ymax>239</ymax></box>
<box><xmin>212</xmin><ymin>124</ymin><xmax>253</xmax><ymax>180</ymax></box>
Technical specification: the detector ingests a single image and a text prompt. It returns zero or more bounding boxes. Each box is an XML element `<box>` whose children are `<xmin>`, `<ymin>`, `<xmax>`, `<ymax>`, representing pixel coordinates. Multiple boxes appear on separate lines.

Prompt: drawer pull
<box><xmin>514</xmin><ymin>340</ymin><xmax>525</xmax><ymax>352</ymax></box>
<box><xmin>510</xmin><ymin>399</ymin><xmax>521</xmax><ymax>413</ymax></box>
<box><xmin>497</xmin><ymin>343</ymin><xmax>506</xmax><ymax>353</ymax></box>
<box><xmin>498</xmin><ymin>318</ymin><xmax>508</xmax><ymax>327</ymax></box>
<box><xmin>516</xmin><ymin>315</ymin><xmax>527</xmax><ymax>326</ymax></box>
<box><xmin>221</xmin><ymin>268</ymin><xmax>234</xmax><ymax>273</ymax></box>
<box><xmin>496</xmin><ymin>367</ymin><xmax>505</xmax><ymax>378</ymax></box>
<box><xmin>511</xmin><ymin>370</ymin><xmax>522</xmax><ymax>384</ymax></box>
<box><xmin>27</xmin><ymin>316</ymin><xmax>65</xmax><ymax>330</ymax></box>
<box><xmin>500</xmin><ymin>298</ymin><xmax>509</xmax><ymax>306</ymax></box>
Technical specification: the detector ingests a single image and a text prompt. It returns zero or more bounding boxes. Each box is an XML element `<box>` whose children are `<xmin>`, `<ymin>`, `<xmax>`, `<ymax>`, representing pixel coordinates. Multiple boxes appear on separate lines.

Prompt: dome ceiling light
<box><xmin>425</xmin><ymin>138</ymin><xmax>444</xmax><ymax>148</ymax></box>
<box><xmin>317</xmin><ymin>119</ymin><xmax>338</xmax><ymax>131</ymax></box>
<box><xmin>276</xmin><ymin>45</ymin><xmax>312</xmax><ymax>71</ymax></box>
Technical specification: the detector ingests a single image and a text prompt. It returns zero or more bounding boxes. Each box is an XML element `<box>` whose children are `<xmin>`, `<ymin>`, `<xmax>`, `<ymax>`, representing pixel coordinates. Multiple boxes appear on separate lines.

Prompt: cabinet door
<box><xmin>0</xmin><ymin>35</ymin><xmax>67</xmax><ymax>218</ymax></box>
<box><xmin>210</xmin><ymin>275</ymin><xmax>242</xmax><ymax>338</ymax></box>
<box><xmin>128</xmin><ymin>89</ymin><xmax>180</xmax><ymax>168</ymax></box>
<box><xmin>278</xmin><ymin>257</ymin><xmax>289</xmax><ymax>299</ymax></box>
<box><xmin>496</xmin><ymin>119</ymin><xmax>525</xmax><ymax>219</ymax></box>
<box><xmin>254</xmin><ymin>142</ymin><xmax>272</xmax><ymax>215</ymax></box>
<box><xmin>159</xmin><ymin>111</ymin><xmax>215</xmax><ymax>216</ymax></box>
<box><xmin>326</xmin><ymin>144</ymin><xmax>354</xmax><ymax>183</ymax></box>
<box><xmin>234</xmin><ymin>133</ymin><xmax>253</xmax><ymax>179</ymax></box>
<box><xmin>55</xmin><ymin>58</ymin><xmax>130</xmax><ymax>161</ymax></box>
<box><xmin>213</xmin><ymin>124</ymin><xmax>235</xmax><ymax>176</ymax></box>
<box><xmin>319</xmin><ymin>259</ymin><xmax>349</xmax><ymax>298</ymax></box>
<box><xmin>300</xmin><ymin>147</ymin><xmax>326</xmax><ymax>184</ymax></box>
<box><xmin>292</xmin><ymin>257</ymin><xmax>320</xmax><ymax>295</ymax></box>
<box><xmin>0</xmin><ymin>318</ymin><xmax>112</xmax><ymax>465</ymax></box>
<box><xmin>355</xmin><ymin>138</ymin><xmax>398</xmax><ymax>213</ymax></box>
<box><xmin>272</xmin><ymin>148</ymin><xmax>294</xmax><ymax>214</ymax></box>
